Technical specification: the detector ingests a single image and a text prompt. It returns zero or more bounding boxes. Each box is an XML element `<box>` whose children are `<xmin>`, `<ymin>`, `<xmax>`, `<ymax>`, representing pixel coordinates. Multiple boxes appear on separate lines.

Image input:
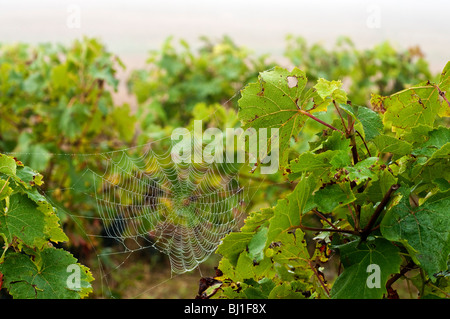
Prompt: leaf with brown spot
<box><xmin>238</xmin><ymin>67</ymin><xmax>327</xmax><ymax>167</ymax></box>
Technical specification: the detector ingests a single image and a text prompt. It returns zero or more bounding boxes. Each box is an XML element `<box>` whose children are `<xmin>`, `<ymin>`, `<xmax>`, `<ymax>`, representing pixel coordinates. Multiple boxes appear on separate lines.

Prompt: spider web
<box><xmin>69</xmin><ymin>133</ymin><xmax>248</xmax><ymax>275</ymax></box>
<box><xmin>5</xmin><ymin>81</ymin><xmax>278</xmax><ymax>295</ymax></box>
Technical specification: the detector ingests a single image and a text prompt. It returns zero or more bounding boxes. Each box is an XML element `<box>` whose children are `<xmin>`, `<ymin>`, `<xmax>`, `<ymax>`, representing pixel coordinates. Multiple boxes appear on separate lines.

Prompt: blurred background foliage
<box><xmin>0</xmin><ymin>34</ymin><xmax>437</xmax><ymax>298</ymax></box>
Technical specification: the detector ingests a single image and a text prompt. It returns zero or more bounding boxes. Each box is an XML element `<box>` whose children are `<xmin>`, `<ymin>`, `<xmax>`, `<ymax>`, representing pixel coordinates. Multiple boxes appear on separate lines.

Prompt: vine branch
<box><xmin>355</xmin><ymin>130</ymin><xmax>371</xmax><ymax>157</ymax></box>
<box><xmin>360</xmin><ymin>183</ymin><xmax>400</xmax><ymax>241</ymax></box>
<box><xmin>298</xmin><ymin>109</ymin><xmax>343</xmax><ymax>134</ymax></box>
<box><xmin>332</xmin><ymin>100</ymin><xmax>348</xmax><ymax>132</ymax></box>
<box><xmin>290</xmin><ymin>222</ymin><xmax>359</xmax><ymax>236</ymax></box>
<box><xmin>308</xmin><ymin>260</ymin><xmax>330</xmax><ymax>297</ymax></box>
<box><xmin>385</xmin><ymin>261</ymin><xmax>416</xmax><ymax>292</ymax></box>
<box><xmin>312</xmin><ymin>209</ymin><xmax>339</xmax><ymax>230</ymax></box>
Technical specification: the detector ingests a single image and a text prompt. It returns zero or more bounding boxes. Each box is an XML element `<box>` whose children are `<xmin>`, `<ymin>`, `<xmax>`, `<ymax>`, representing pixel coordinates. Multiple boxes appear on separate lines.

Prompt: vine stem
<box><xmin>312</xmin><ymin>209</ymin><xmax>339</xmax><ymax>230</ymax></box>
<box><xmin>429</xmin><ymin>82</ymin><xmax>450</xmax><ymax>108</ymax></box>
<box><xmin>298</xmin><ymin>109</ymin><xmax>343</xmax><ymax>134</ymax></box>
<box><xmin>360</xmin><ymin>183</ymin><xmax>400</xmax><ymax>241</ymax></box>
<box><xmin>349</xmin><ymin>132</ymin><xmax>359</xmax><ymax>165</ymax></box>
<box><xmin>332</xmin><ymin>100</ymin><xmax>348</xmax><ymax>132</ymax></box>
<box><xmin>347</xmin><ymin>204</ymin><xmax>359</xmax><ymax>231</ymax></box>
<box><xmin>355</xmin><ymin>130</ymin><xmax>371</xmax><ymax>157</ymax></box>
<box><xmin>385</xmin><ymin>261</ymin><xmax>416</xmax><ymax>292</ymax></box>
<box><xmin>289</xmin><ymin>223</ymin><xmax>359</xmax><ymax>236</ymax></box>
<box><xmin>340</xmin><ymin>102</ymin><xmax>359</xmax><ymax>166</ymax></box>
<box><xmin>308</xmin><ymin>260</ymin><xmax>330</xmax><ymax>297</ymax></box>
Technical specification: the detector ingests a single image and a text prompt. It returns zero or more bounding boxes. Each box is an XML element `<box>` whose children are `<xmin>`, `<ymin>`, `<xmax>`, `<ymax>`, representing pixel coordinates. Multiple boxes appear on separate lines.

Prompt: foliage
<box><xmin>208</xmin><ymin>63</ymin><xmax>450</xmax><ymax>299</ymax></box>
<box><xmin>0</xmin><ymin>153</ymin><xmax>93</xmax><ymax>298</ymax></box>
<box><xmin>0</xmin><ymin>37</ymin><xmax>136</xmax><ymax>257</ymax></box>
<box><xmin>284</xmin><ymin>35</ymin><xmax>434</xmax><ymax>106</ymax></box>
<box><xmin>0</xmin><ymin>34</ymin><xmax>447</xmax><ymax>299</ymax></box>
<box><xmin>127</xmin><ymin>36</ymin><xmax>273</xmax><ymax>124</ymax></box>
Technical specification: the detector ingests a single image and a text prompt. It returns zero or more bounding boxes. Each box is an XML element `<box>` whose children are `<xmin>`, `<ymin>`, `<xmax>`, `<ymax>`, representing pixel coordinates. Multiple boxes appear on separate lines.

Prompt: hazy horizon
<box><xmin>1</xmin><ymin>0</ymin><xmax>449</xmax><ymax>72</ymax></box>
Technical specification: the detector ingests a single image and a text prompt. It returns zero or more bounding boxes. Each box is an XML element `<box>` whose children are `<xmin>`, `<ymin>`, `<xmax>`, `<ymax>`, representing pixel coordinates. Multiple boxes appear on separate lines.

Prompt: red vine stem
<box><xmin>360</xmin><ymin>183</ymin><xmax>400</xmax><ymax>241</ymax></box>
<box><xmin>429</xmin><ymin>82</ymin><xmax>450</xmax><ymax>108</ymax></box>
<box><xmin>298</xmin><ymin>109</ymin><xmax>344</xmax><ymax>134</ymax></box>
<box><xmin>312</xmin><ymin>209</ymin><xmax>339</xmax><ymax>230</ymax></box>
<box><xmin>308</xmin><ymin>260</ymin><xmax>330</xmax><ymax>297</ymax></box>
<box><xmin>385</xmin><ymin>261</ymin><xmax>416</xmax><ymax>291</ymax></box>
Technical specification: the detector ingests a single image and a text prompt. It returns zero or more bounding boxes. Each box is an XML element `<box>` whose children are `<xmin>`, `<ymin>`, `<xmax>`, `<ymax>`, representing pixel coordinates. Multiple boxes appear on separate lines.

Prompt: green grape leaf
<box><xmin>269</xmin><ymin>229</ymin><xmax>315</xmax><ymax>293</ymax></box>
<box><xmin>0</xmin><ymin>193</ymin><xmax>48</xmax><ymax>248</ymax></box>
<box><xmin>43</xmin><ymin>205</ymin><xmax>70</xmax><ymax>244</ymax></box>
<box><xmin>216</xmin><ymin>232</ymin><xmax>254</xmax><ymax>266</ymax></box>
<box><xmin>331</xmin><ymin>238</ymin><xmax>402</xmax><ymax>299</ymax></box>
<box><xmin>354</xmin><ymin>106</ymin><xmax>384</xmax><ymax>141</ymax></box>
<box><xmin>268</xmin><ymin>282</ymin><xmax>306</xmax><ymax>299</ymax></box>
<box><xmin>234</xmin><ymin>251</ymin><xmax>255</xmax><ymax>282</ymax></box>
<box><xmin>382</xmin><ymin>85</ymin><xmax>442</xmax><ymax>132</ymax></box>
<box><xmin>271</xmin><ymin>229</ymin><xmax>312</xmax><ymax>270</ymax></box>
<box><xmin>0</xmin><ymin>178</ymin><xmax>13</xmax><ymax>201</ymax></box>
<box><xmin>267</xmin><ymin>174</ymin><xmax>312</xmax><ymax>244</ymax></box>
<box><xmin>433</xmin><ymin>178</ymin><xmax>450</xmax><ymax>192</ymax></box>
<box><xmin>401</xmin><ymin>124</ymin><xmax>434</xmax><ymax>146</ymax></box>
<box><xmin>314</xmin><ymin>78</ymin><xmax>342</xmax><ymax>99</ymax></box>
<box><xmin>242</xmin><ymin>277</ymin><xmax>275</xmax><ymax>299</ymax></box>
<box><xmin>248</xmin><ymin>226</ymin><xmax>269</xmax><ymax>263</ymax></box>
<box><xmin>313</xmin><ymin>182</ymin><xmax>356</xmax><ymax>213</ymax></box>
<box><xmin>373</xmin><ymin>134</ymin><xmax>413</xmax><ymax>157</ymax></box>
<box><xmin>0</xmin><ymin>193</ymin><xmax>68</xmax><ymax>248</ymax></box>
<box><xmin>411</xmin><ymin>142</ymin><xmax>450</xmax><ymax>184</ymax></box>
<box><xmin>313</xmin><ymin>78</ymin><xmax>348</xmax><ymax>103</ymax></box>
<box><xmin>381</xmin><ymin>189</ymin><xmax>450</xmax><ymax>280</ymax></box>
<box><xmin>357</xmin><ymin>169</ymin><xmax>398</xmax><ymax>205</ymax></box>
<box><xmin>339</xmin><ymin>104</ymin><xmax>383</xmax><ymax>141</ymax></box>
<box><xmin>410</xmin><ymin>126</ymin><xmax>450</xmax><ymax>157</ymax></box>
<box><xmin>15</xmin><ymin>165</ymin><xmax>45</xmax><ymax>189</ymax></box>
<box><xmin>287</xmin><ymin>150</ymin><xmax>338</xmax><ymax>182</ymax></box>
<box><xmin>216</xmin><ymin>257</ymin><xmax>238</xmax><ymax>283</ymax></box>
<box><xmin>323</xmin><ymin>130</ymin><xmax>351</xmax><ymax>152</ymax></box>
<box><xmin>0</xmin><ymin>248</ymin><xmax>93</xmax><ymax>299</ymax></box>
<box><xmin>439</xmin><ymin>61</ymin><xmax>450</xmax><ymax>92</ymax></box>
<box><xmin>0</xmin><ymin>154</ymin><xmax>16</xmax><ymax>176</ymax></box>
<box><xmin>345</xmin><ymin>157</ymin><xmax>379</xmax><ymax>184</ymax></box>
<box><xmin>240</xmin><ymin>207</ymin><xmax>274</xmax><ymax>233</ymax></box>
<box><xmin>238</xmin><ymin>67</ymin><xmax>325</xmax><ymax>166</ymax></box>
<box><xmin>319</xmin><ymin>131</ymin><xmax>353</xmax><ymax>170</ymax></box>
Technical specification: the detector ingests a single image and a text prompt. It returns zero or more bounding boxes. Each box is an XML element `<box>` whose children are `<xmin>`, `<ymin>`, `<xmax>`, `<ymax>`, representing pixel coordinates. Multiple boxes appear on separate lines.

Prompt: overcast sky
<box><xmin>0</xmin><ymin>0</ymin><xmax>449</xmax><ymax>72</ymax></box>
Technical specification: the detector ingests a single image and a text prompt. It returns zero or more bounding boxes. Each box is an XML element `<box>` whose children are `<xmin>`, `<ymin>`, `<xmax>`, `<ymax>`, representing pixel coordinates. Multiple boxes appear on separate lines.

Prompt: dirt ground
<box><xmin>87</xmin><ymin>248</ymin><xmax>221</xmax><ymax>299</ymax></box>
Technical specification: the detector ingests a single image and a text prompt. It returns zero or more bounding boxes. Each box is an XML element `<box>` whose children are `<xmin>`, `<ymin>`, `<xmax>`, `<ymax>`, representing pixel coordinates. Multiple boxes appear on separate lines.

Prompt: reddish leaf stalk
<box><xmin>298</xmin><ymin>109</ymin><xmax>343</xmax><ymax>134</ymax></box>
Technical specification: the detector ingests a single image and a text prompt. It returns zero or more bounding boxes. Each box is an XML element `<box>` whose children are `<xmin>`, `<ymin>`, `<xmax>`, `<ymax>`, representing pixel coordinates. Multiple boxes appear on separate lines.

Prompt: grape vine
<box><xmin>201</xmin><ymin>63</ymin><xmax>450</xmax><ymax>299</ymax></box>
<box><xmin>0</xmin><ymin>153</ymin><xmax>93</xmax><ymax>298</ymax></box>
